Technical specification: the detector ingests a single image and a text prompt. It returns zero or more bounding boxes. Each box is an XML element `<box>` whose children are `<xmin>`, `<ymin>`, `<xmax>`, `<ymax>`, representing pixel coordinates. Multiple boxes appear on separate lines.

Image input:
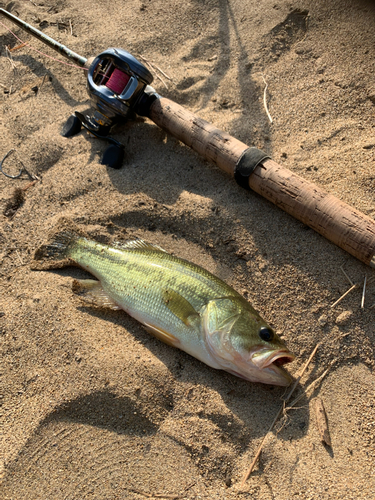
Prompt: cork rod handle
<box><xmin>149</xmin><ymin>97</ymin><xmax>375</xmax><ymax>267</ymax></box>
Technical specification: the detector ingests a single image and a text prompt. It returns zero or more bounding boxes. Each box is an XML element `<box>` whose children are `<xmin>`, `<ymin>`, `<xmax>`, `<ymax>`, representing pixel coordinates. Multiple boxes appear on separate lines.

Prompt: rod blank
<box><xmin>0</xmin><ymin>8</ymin><xmax>87</xmax><ymax>67</ymax></box>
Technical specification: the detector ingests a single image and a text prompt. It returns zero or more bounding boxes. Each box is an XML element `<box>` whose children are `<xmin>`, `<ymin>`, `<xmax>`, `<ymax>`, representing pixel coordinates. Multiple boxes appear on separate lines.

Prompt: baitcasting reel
<box><xmin>0</xmin><ymin>8</ymin><xmax>157</xmax><ymax>168</ymax></box>
<box><xmin>62</xmin><ymin>48</ymin><xmax>157</xmax><ymax>168</ymax></box>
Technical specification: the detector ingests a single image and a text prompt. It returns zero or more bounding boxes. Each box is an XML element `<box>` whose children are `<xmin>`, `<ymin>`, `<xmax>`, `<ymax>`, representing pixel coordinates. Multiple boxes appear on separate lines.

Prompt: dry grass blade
<box><xmin>261</xmin><ymin>74</ymin><xmax>273</xmax><ymax>124</ymax></box>
<box><xmin>331</xmin><ymin>283</ymin><xmax>357</xmax><ymax>308</ymax></box>
<box><xmin>151</xmin><ymin>62</ymin><xmax>172</xmax><ymax>81</ymax></box>
<box><xmin>340</xmin><ymin>265</ymin><xmax>354</xmax><ymax>286</ymax></box>
<box><xmin>286</xmin><ymin>362</ymin><xmax>333</xmax><ymax>409</ymax></box>
<box><xmin>5</xmin><ymin>46</ymin><xmax>17</xmax><ymax>71</ymax></box>
<box><xmin>15</xmin><ymin>250</ymin><xmax>24</xmax><ymax>266</ymax></box>
<box><xmin>140</xmin><ymin>55</ymin><xmax>169</xmax><ymax>89</ymax></box>
<box><xmin>240</xmin><ymin>343</ymin><xmax>320</xmax><ymax>486</ymax></box>
<box><xmin>361</xmin><ymin>275</ymin><xmax>367</xmax><ymax>309</ymax></box>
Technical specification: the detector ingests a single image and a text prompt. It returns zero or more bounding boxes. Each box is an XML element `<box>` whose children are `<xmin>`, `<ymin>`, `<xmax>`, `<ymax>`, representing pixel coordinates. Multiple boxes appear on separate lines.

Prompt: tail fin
<box><xmin>32</xmin><ymin>218</ymin><xmax>85</xmax><ymax>269</ymax></box>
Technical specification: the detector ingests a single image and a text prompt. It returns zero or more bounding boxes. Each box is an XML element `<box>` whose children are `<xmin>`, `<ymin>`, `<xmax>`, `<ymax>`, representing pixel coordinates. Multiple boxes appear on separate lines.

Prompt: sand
<box><xmin>0</xmin><ymin>0</ymin><xmax>374</xmax><ymax>498</ymax></box>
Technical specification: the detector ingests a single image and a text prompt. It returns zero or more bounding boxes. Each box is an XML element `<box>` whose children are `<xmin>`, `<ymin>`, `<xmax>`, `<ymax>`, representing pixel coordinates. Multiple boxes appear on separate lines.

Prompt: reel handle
<box><xmin>149</xmin><ymin>97</ymin><xmax>375</xmax><ymax>267</ymax></box>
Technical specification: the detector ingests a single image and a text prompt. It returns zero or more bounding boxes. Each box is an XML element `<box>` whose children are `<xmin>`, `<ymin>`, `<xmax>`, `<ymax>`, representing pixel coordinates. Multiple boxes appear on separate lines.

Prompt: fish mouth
<box><xmin>250</xmin><ymin>347</ymin><xmax>295</xmax><ymax>370</ymax></box>
<box><xmin>224</xmin><ymin>347</ymin><xmax>295</xmax><ymax>386</ymax></box>
<box><xmin>244</xmin><ymin>346</ymin><xmax>296</xmax><ymax>386</ymax></box>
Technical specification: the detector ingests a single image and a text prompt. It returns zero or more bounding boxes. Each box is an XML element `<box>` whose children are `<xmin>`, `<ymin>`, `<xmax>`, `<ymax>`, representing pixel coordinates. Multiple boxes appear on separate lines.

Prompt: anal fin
<box><xmin>72</xmin><ymin>279</ymin><xmax>121</xmax><ymax>310</ymax></box>
<box><xmin>143</xmin><ymin>322</ymin><xmax>180</xmax><ymax>348</ymax></box>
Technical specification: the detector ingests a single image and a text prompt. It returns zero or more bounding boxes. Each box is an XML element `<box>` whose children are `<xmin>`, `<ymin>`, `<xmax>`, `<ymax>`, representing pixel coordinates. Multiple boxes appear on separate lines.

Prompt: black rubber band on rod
<box><xmin>234</xmin><ymin>147</ymin><xmax>270</xmax><ymax>190</ymax></box>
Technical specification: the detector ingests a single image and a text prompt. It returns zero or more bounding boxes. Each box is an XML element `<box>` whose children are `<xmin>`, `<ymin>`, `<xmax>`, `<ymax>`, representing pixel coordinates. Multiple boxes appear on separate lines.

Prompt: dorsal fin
<box><xmin>112</xmin><ymin>239</ymin><xmax>168</xmax><ymax>252</ymax></box>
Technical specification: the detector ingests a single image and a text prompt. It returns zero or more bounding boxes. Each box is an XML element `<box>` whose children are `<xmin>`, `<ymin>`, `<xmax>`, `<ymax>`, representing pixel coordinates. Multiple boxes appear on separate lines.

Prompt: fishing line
<box><xmin>0</xmin><ymin>20</ymin><xmax>88</xmax><ymax>71</ymax></box>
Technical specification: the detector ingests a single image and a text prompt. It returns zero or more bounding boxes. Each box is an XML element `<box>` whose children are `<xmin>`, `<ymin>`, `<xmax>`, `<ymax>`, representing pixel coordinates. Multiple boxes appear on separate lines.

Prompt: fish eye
<box><xmin>259</xmin><ymin>327</ymin><xmax>274</xmax><ymax>342</ymax></box>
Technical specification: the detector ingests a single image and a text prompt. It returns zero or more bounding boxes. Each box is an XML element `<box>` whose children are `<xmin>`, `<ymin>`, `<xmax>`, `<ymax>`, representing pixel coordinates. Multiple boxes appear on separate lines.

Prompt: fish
<box><xmin>33</xmin><ymin>220</ymin><xmax>295</xmax><ymax>386</ymax></box>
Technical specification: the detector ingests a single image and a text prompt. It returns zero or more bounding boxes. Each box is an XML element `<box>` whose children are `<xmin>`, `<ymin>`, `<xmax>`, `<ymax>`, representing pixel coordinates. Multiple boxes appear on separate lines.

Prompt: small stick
<box><xmin>148</xmin><ymin>62</ymin><xmax>168</xmax><ymax>89</ymax></box>
<box><xmin>140</xmin><ymin>55</ymin><xmax>172</xmax><ymax>80</ymax></box>
<box><xmin>331</xmin><ymin>283</ymin><xmax>357</xmax><ymax>308</ymax></box>
<box><xmin>9</xmin><ymin>43</ymin><xmax>27</xmax><ymax>52</ymax></box>
<box><xmin>140</xmin><ymin>55</ymin><xmax>169</xmax><ymax>89</ymax></box>
<box><xmin>240</xmin><ymin>343</ymin><xmax>320</xmax><ymax>485</ymax></box>
<box><xmin>315</xmin><ymin>398</ymin><xmax>332</xmax><ymax>446</ymax></box>
<box><xmin>15</xmin><ymin>250</ymin><xmax>24</xmax><ymax>265</ymax></box>
<box><xmin>261</xmin><ymin>74</ymin><xmax>273</xmax><ymax>124</ymax></box>
<box><xmin>22</xmin><ymin>180</ymin><xmax>38</xmax><ymax>190</ymax></box>
<box><xmin>152</xmin><ymin>63</ymin><xmax>172</xmax><ymax>81</ymax></box>
<box><xmin>361</xmin><ymin>276</ymin><xmax>367</xmax><ymax>309</ymax></box>
<box><xmin>5</xmin><ymin>46</ymin><xmax>17</xmax><ymax>70</ymax></box>
<box><xmin>40</xmin><ymin>74</ymin><xmax>48</xmax><ymax>89</ymax></box>
<box><xmin>340</xmin><ymin>265</ymin><xmax>354</xmax><ymax>286</ymax></box>
<box><xmin>286</xmin><ymin>363</ymin><xmax>333</xmax><ymax>409</ymax></box>
<box><xmin>152</xmin><ymin>69</ymin><xmax>168</xmax><ymax>89</ymax></box>
<box><xmin>69</xmin><ymin>19</ymin><xmax>73</xmax><ymax>36</ymax></box>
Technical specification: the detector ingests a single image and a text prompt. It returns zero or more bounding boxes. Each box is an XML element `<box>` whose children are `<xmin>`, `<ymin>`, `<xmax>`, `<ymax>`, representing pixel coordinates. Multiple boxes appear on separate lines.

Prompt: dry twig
<box><xmin>261</xmin><ymin>74</ymin><xmax>273</xmax><ymax>124</ymax></box>
<box><xmin>15</xmin><ymin>250</ymin><xmax>24</xmax><ymax>266</ymax></box>
<box><xmin>140</xmin><ymin>55</ymin><xmax>169</xmax><ymax>89</ymax></box>
<box><xmin>9</xmin><ymin>43</ymin><xmax>27</xmax><ymax>52</ymax></box>
<box><xmin>361</xmin><ymin>276</ymin><xmax>367</xmax><ymax>309</ymax></box>
<box><xmin>340</xmin><ymin>265</ymin><xmax>354</xmax><ymax>286</ymax></box>
<box><xmin>5</xmin><ymin>46</ymin><xmax>17</xmax><ymax>71</ymax></box>
<box><xmin>315</xmin><ymin>397</ymin><xmax>332</xmax><ymax>446</ymax></box>
<box><xmin>331</xmin><ymin>284</ymin><xmax>357</xmax><ymax>308</ymax></box>
<box><xmin>286</xmin><ymin>362</ymin><xmax>333</xmax><ymax>409</ymax></box>
<box><xmin>241</xmin><ymin>343</ymin><xmax>320</xmax><ymax>485</ymax></box>
<box><xmin>152</xmin><ymin>62</ymin><xmax>172</xmax><ymax>81</ymax></box>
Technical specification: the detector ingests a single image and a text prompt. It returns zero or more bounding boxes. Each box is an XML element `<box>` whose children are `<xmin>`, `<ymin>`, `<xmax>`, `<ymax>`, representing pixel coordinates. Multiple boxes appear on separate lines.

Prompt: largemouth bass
<box><xmin>34</xmin><ymin>221</ymin><xmax>295</xmax><ymax>386</ymax></box>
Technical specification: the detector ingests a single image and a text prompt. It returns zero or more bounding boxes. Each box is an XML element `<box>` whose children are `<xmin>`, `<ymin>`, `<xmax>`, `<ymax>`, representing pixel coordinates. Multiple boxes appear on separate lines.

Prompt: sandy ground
<box><xmin>0</xmin><ymin>0</ymin><xmax>375</xmax><ymax>498</ymax></box>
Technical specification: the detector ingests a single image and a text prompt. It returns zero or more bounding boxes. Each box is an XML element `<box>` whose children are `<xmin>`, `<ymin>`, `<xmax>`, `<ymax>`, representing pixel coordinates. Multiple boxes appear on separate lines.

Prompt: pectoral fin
<box><xmin>72</xmin><ymin>279</ymin><xmax>121</xmax><ymax>310</ymax></box>
<box><xmin>162</xmin><ymin>289</ymin><xmax>200</xmax><ymax>326</ymax></box>
<box><xmin>143</xmin><ymin>322</ymin><xmax>180</xmax><ymax>347</ymax></box>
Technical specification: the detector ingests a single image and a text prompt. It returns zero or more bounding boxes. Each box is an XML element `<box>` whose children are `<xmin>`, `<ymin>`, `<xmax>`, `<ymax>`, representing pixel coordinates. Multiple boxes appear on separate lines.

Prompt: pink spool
<box><xmin>105</xmin><ymin>68</ymin><xmax>130</xmax><ymax>94</ymax></box>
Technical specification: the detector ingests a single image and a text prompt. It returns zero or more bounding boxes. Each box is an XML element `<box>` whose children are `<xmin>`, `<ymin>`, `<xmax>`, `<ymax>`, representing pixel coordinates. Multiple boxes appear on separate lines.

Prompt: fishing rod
<box><xmin>1</xmin><ymin>8</ymin><xmax>375</xmax><ymax>268</ymax></box>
